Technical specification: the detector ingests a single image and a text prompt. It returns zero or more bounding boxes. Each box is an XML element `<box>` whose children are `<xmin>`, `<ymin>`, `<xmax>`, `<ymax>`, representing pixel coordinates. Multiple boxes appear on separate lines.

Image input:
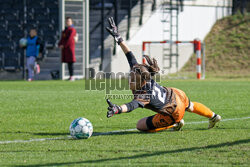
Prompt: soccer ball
<box><xmin>19</xmin><ymin>38</ymin><xmax>27</xmax><ymax>47</ymax></box>
<box><xmin>69</xmin><ymin>117</ymin><xmax>93</xmax><ymax>139</ymax></box>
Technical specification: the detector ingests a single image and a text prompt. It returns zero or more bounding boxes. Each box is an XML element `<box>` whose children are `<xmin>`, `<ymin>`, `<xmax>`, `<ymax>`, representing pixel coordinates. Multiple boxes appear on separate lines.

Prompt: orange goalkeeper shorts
<box><xmin>146</xmin><ymin>88</ymin><xmax>190</xmax><ymax>129</ymax></box>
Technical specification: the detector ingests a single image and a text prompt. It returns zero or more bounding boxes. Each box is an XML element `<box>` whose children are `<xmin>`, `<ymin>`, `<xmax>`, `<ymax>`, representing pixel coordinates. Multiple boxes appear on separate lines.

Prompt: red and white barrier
<box><xmin>194</xmin><ymin>39</ymin><xmax>202</xmax><ymax>79</ymax></box>
<box><xmin>142</xmin><ymin>39</ymin><xmax>205</xmax><ymax>79</ymax></box>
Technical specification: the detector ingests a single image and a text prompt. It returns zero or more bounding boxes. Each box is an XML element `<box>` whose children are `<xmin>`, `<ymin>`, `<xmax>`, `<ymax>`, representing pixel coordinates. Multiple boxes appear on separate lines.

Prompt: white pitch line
<box><xmin>185</xmin><ymin>116</ymin><xmax>250</xmax><ymax>124</ymax></box>
<box><xmin>0</xmin><ymin>116</ymin><xmax>249</xmax><ymax>144</ymax></box>
<box><xmin>0</xmin><ymin>136</ymin><xmax>72</xmax><ymax>144</ymax></box>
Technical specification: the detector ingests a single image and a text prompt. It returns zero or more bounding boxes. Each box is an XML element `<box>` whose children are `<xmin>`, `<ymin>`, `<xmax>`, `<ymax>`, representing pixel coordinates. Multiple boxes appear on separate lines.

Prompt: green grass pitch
<box><xmin>0</xmin><ymin>79</ymin><xmax>249</xmax><ymax>166</ymax></box>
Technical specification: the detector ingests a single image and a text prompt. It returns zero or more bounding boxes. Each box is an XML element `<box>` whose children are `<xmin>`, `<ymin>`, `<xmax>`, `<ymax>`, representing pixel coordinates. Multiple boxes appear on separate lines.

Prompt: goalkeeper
<box><xmin>105</xmin><ymin>17</ymin><xmax>221</xmax><ymax>132</ymax></box>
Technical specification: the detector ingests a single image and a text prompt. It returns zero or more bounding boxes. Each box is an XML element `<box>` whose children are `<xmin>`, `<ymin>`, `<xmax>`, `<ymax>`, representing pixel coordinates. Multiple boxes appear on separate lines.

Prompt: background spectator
<box><xmin>58</xmin><ymin>17</ymin><xmax>77</xmax><ymax>81</ymax></box>
<box><xmin>21</xmin><ymin>28</ymin><xmax>44</xmax><ymax>81</ymax></box>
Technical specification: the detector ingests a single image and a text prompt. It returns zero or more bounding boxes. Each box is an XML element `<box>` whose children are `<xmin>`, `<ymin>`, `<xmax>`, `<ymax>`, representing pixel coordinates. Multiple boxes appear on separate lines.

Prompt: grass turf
<box><xmin>0</xmin><ymin>79</ymin><xmax>249</xmax><ymax>166</ymax></box>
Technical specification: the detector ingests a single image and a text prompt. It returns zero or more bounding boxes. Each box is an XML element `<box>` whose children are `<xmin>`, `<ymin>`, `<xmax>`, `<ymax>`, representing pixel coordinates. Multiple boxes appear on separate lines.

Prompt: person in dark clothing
<box><xmin>58</xmin><ymin>17</ymin><xmax>77</xmax><ymax>81</ymax></box>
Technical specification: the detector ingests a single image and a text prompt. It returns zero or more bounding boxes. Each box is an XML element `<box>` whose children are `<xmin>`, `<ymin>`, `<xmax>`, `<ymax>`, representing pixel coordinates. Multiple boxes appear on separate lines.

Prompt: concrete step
<box><xmin>64</xmin><ymin>69</ymin><xmax>83</xmax><ymax>76</ymax></box>
<box><xmin>34</xmin><ymin>69</ymin><xmax>55</xmax><ymax>80</ymax></box>
<box><xmin>40</xmin><ymin>63</ymin><xmax>60</xmax><ymax>70</ymax></box>
<box><xmin>43</xmin><ymin>57</ymin><xmax>60</xmax><ymax>63</ymax></box>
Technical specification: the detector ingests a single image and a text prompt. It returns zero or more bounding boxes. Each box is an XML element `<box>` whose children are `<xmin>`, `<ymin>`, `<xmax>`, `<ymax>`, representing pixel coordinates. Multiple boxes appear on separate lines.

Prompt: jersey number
<box><xmin>152</xmin><ymin>86</ymin><xmax>166</xmax><ymax>103</ymax></box>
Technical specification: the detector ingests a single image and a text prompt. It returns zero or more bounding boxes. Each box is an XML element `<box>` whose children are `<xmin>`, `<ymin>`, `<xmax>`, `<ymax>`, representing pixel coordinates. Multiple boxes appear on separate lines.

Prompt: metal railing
<box><xmin>89</xmin><ymin>0</ymin><xmax>157</xmax><ymax>71</ymax></box>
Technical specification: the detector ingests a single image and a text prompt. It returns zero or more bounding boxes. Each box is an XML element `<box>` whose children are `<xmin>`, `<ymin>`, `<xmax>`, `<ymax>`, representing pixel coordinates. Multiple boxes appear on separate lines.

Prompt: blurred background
<box><xmin>0</xmin><ymin>0</ymin><xmax>249</xmax><ymax>80</ymax></box>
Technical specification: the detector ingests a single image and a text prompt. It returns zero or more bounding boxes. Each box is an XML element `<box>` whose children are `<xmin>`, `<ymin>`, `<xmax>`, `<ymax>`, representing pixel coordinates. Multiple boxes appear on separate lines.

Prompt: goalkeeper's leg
<box><xmin>187</xmin><ymin>102</ymin><xmax>221</xmax><ymax>129</ymax></box>
<box><xmin>136</xmin><ymin>90</ymin><xmax>187</xmax><ymax>133</ymax></box>
<box><xmin>136</xmin><ymin>114</ymin><xmax>177</xmax><ymax>132</ymax></box>
<box><xmin>136</xmin><ymin>87</ymin><xmax>188</xmax><ymax>133</ymax></box>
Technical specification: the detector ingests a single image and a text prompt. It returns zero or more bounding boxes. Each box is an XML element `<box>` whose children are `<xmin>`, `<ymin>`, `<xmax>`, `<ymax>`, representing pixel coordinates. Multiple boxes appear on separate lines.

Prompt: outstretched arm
<box><xmin>106</xmin><ymin>17</ymin><xmax>138</xmax><ymax>68</ymax></box>
<box><xmin>120</xmin><ymin>42</ymin><xmax>138</xmax><ymax>68</ymax></box>
<box><xmin>106</xmin><ymin>99</ymin><xmax>145</xmax><ymax>118</ymax></box>
<box><xmin>119</xmin><ymin>41</ymin><xmax>130</xmax><ymax>54</ymax></box>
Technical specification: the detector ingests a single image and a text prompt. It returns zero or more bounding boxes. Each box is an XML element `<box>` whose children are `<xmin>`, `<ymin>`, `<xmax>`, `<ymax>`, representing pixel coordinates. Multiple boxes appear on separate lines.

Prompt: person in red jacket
<box><xmin>58</xmin><ymin>17</ymin><xmax>77</xmax><ymax>81</ymax></box>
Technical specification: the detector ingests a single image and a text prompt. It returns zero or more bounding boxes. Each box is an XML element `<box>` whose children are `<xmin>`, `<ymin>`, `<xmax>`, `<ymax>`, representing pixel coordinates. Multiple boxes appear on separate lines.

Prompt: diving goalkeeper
<box><xmin>105</xmin><ymin>17</ymin><xmax>221</xmax><ymax>132</ymax></box>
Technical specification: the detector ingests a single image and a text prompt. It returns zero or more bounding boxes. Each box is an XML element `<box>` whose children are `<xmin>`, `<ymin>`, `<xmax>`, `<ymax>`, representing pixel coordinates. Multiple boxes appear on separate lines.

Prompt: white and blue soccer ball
<box><xmin>69</xmin><ymin>117</ymin><xmax>93</xmax><ymax>139</ymax></box>
<box><xmin>19</xmin><ymin>38</ymin><xmax>27</xmax><ymax>47</ymax></box>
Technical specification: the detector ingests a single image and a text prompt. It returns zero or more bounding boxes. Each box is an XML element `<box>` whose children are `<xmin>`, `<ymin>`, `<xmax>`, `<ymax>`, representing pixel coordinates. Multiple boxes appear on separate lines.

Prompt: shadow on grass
<box><xmin>34</xmin><ymin>131</ymin><xmax>144</xmax><ymax>137</ymax></box>
<box><xmin>1</xmin><ymin>129</ymin><xmax>147</xmax><ymax>137</ymax></box>
<box><xmin>93</xmin><ymin>131</ymin><xmax>141</xmax><ymax>136</ymax></box>
<box><xmin>14</xmin><ymin>138</ymin><xmax>250</xmax><ymax>167</ymax></box>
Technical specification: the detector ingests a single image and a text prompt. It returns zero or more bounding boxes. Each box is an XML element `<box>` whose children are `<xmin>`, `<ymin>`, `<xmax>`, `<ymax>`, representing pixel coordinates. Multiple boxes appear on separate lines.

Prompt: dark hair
<box><xmin>130</xmin><ymin>56</ymin><xmax>160</xmax><ymax>90</ymax></box>
<box><xmin>29</xmin><ymin>28</ymin><xmax>37</xmax><ymax>32</ymax></box>
<box><xmin>143</xmin><ymin>55</ymin><xmax>160</xmax><ymax>75</ymax></box>
<box><xmin>66</xmin><ymin>17</ymin><xmax>73</xmax><ymax>20</ymax></box>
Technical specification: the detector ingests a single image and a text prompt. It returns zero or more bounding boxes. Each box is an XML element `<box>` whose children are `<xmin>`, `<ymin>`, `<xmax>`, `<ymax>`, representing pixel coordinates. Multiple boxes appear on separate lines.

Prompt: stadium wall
<box><xmin>109</xmin><ymin>0</ymin><xmax>232</xmax><ymax>75</ymax></box>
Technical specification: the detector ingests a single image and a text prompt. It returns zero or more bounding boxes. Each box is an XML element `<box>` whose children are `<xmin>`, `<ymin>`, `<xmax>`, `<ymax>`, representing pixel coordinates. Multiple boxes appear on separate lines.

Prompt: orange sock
<box><xmin>146</xmin><ymin>124</ymin><xmax>175</xmax><ymax>133</ymax></box>
<box><xmin>192</xmin><ymin>102</ymin><xmax>214</xmax><ymax>118</ymax></box>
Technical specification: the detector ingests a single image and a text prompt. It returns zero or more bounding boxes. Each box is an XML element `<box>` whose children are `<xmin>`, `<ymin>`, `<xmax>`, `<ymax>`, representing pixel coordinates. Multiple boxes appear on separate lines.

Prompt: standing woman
<box><xmin>58</xmin><ymin>17</ymin><xmax>77</xmax><ymax>81</ymax></box>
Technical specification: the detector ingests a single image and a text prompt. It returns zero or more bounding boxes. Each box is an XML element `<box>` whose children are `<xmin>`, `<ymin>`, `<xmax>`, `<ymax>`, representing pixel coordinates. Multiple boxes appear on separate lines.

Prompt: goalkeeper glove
<box><xmin>106</xmin><ymin>99</ymin><xmax>122</xmax><ymax>118</ymax></box>
<box><xmin>106</xmin><ymin>17</ymin><xmax>123</xmax><ymax>45</ymax></box>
